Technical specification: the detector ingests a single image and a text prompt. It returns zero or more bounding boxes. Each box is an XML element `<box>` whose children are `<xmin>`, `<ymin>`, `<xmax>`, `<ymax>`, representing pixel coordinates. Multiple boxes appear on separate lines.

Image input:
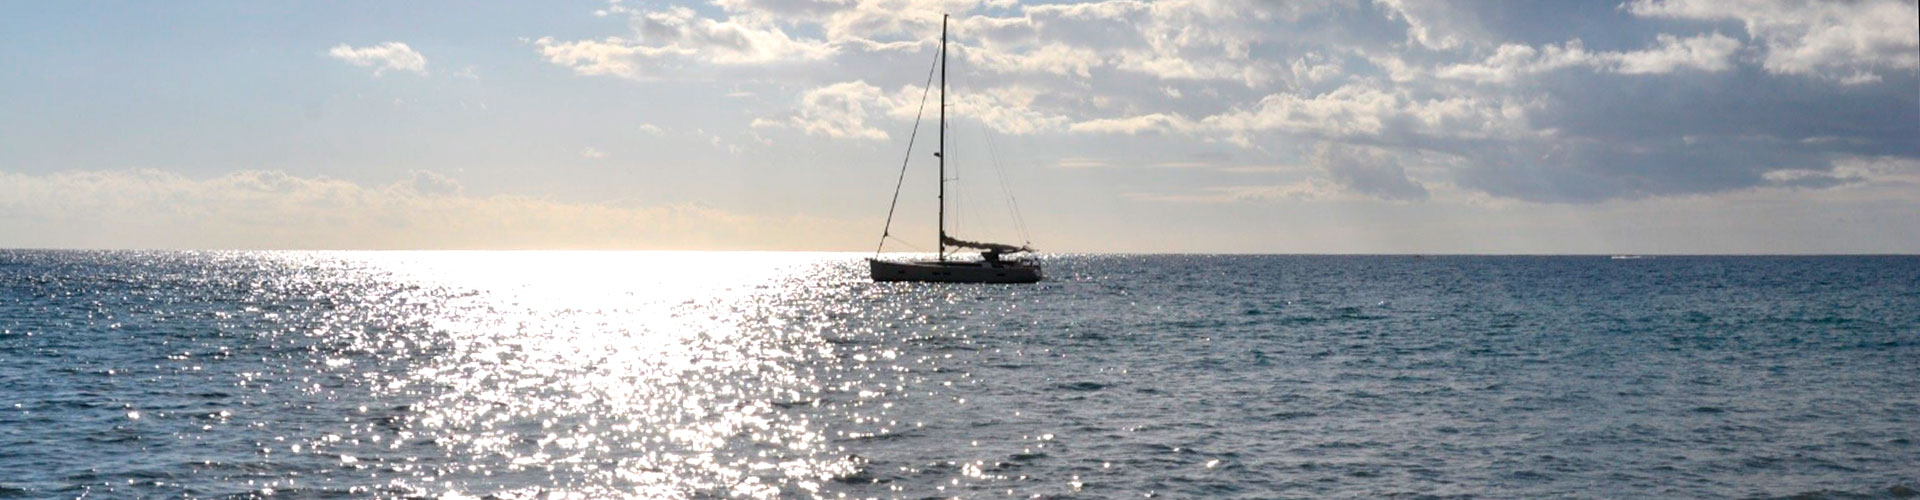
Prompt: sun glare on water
<box><xmin>267</xmin><ymin>251</ymin><xmax>886</xmax><ymax>498</ymax></box>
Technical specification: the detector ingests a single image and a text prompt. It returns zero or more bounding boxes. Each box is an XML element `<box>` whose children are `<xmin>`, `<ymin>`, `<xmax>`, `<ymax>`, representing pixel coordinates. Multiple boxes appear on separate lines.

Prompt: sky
<box><xmin>1</xmin><ymin>0</ymin><xmax>1915</xmax><ymax>253</ymax></box>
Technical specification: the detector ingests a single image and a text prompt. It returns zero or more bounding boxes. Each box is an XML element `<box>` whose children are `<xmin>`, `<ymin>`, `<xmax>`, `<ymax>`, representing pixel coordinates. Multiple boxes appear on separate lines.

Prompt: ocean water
<box><xmin>1</xmin><ymin>251</ymin><xmax>1916</xmax><ymax>499</ymax></box>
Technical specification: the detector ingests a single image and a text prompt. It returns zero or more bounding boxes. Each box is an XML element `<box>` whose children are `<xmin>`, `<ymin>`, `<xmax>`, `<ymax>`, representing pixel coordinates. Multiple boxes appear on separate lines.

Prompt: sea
<box><xmin>1</xmin><ymin>251</ymin><xmax>1915</xmax><ymax>499</ymax></box>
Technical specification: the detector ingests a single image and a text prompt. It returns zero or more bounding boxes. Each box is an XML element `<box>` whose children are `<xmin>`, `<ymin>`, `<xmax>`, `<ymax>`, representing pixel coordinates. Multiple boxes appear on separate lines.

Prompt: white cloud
<box><xmin>1126</xmin><ymin>179</ymin><xmax>1369</xmax><ymax>203</ymax></box>
<box><xmin>1435</xmin><ymin>41</ymin><xmax>1597</xmax><ymax>84</ymax></box>
<box><xmin>1626</xmin><ymin>0</ymin><xmax>1919</xmax><ymax>81</ymax></box>
<box><xmin>630</xmin><ymin>6</ymin><xmax>836</xmax><ymax>64</ymax></box>
<box><xmin>752</xmin><ymin>81</ymin><xmax>895</xmax><ymax>140</ymax></box>
<box><xmin>1200</xmin><ymin>85</ymin><xmax>1534</xmax><ymax>141</ymax></box>
<box><xmin>581</xmin><ymin>147</ymin><xmax>608</xmax><ymax>159</ymax></box>
<box><xmin>534</xmin><ymin>37</ymin><xmax>655</xmax><ymax>78</ymax></box>
<box><xmin>757</xmin><ymin>80</ymin><xmax>1071</xmax><ymax>139</ymax></box>
<box><xmin>327</xmin><ymin>42</ymin><xmax>428</xmax><ymax>76</ymax></box>
<box><xmin>1051</xmin><ymin>157</ymin><xmax>1112</xmax><ymax>169</ymax></box>
<box><xmin>1375</xmin><ymin>0</ymin><xmax>1471</xmax><ymax>50</ymax></box>
<box><xmin>1068</xmin><ymin>113</ymin><xmax>1194</xmax><ymax>135</ymax></box>
<box><xmin>524</xmin><ymin>0</ymin><xmax>1917</xmax><ymax>207</ymax></box>
<box><xmin>711</xmin><ymin>0</ymin><xmax>853</xmax><ymax>20</ymax></box>
<box><xmin>1069</xmin><ymin>84</ymin><xmax>1536</xmax><ymax>146</ymax></box>
<box><xmin>947</xmin><ymin>85</ymin><xmax>1070</xmax><ymax>134</ymax></box>
<box><xmin>1828</xmin><ymin>155</ymin><xmax>1920</xmax><ymax>188</ymax></box>
<box><xmin>1287</xmin><ymin>53</ymin><xmax>1345</xmax><ymax>88</ymax></box>
<box><xmin>536</xmin><ymin>6</ymin><xmax>835</xmax><ymax>79</ymax></box>
<box><xmin>961</xmin><ymin>43</ymin><xmax>1103</xmax><ymax>77</ymax></box>
<box><xmin>1436</xmin><ymin>33</ymin><xmax>1740</xmax><ymax>84</ymax></box>
<box><xmin>819</xmin><ymin>0</ymin><xmax>965</xmax><ymax>41</ymax></box>
<box><xmin>548</xmin><ymin>0</ymin><xmax>1318</xmax><ymax>87</ymax></box>
<box><xmin>1613</xmin><ymin>32</ymin><xmax>1743</xmax><ymax>74</ymax></box>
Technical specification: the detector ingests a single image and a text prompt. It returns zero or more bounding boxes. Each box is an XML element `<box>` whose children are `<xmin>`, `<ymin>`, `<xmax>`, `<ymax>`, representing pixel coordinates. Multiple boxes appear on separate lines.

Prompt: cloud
<box><xmin>535</xmin><ymin>6</ymin><xmax>834</xmax><ymax>79</ymax></box>
<box><xmin>327</xmin><ymin>42</ymin><xmax>428</xmax><ymax>76</ymax></box>
<box><xmin>540</xmin><ymin>0</ymin><xmax>1314</xmax><ymax>86</ymax></box>
<box><xmin>530</xmin><ymin>0</ymin><xmax>1918</xmax><ymax>206</ymax></box>
<box><xmin>402</xmin><ymin>170</ymin><xmax>463</xmax><ymax>196</ymax></box>
<box><xmin>631</xmin><ymin>6</ymin><xmax>836</xmax><ymax>64</ymax></box>
<box><xmin>1436</xmin><ymin>33</ymin><xmax>1741</xmax><ymax>84</ymax></box>
<box><xmin>1434</xmin><ymin>41</ymin><xmax>1597</xmax><ymax>84</ymax></box>
<box><xmin>751</xmin><ymin>81</ymin><xmax>896</xmax><ymax>140</ymax></box>
<box><xmin>1068</xmin><ymin>113</ymin><xmax>1194</xmax><ymax>135</ymax></box>
<box><xmin>1313</xmin><ymin>142</ymin><xmax>1429</xmax><ymax>201</ymax></box>
<box><xmin>711</xmin><ymin>0</ymin><xmax>853</xmax><ymax>20</ymax></box>
<box><xmin>1051</xmin><ymin>157</ymin><xmax>1112</xmax><ymax>169</ymax></box>
<box><xmin>755</xmin><ymin>80</ymin><xmax>1072</xmax><ymax>139</ymax></box>
<box><xmin>1132</xmin><ymin>143</ymin><xmax>1429</xmax><ymax>203</ymax></box>
<box><xmin>1625</xmin><ymin>0</ymin><xmax>1919</xmax><ymax>82</ymax></box>
<box><xmin>1204</xmin><ymin>85</ymin><xmax>1533</xmax><ymax>141</ymax></box>
<box><xmin>1613</xmin><ymin>33</ymin><xmax>1742</xmax><ymax>74</ymax></box>
<box><xmin>1025</xmin><ymin>0</ymin><xmax>1295</xmax><ymax>86</ymax></box>
<box><xmin>0</xmin><ymin>169</ymin><xmax>861</xmax><ymax>250</ymax></box>
<box><xmin>961</xmin><ymin>43</ymin><xmax>1103</xmax><ymax>77</ymax></box>
<box><xmin>1126</xmin><ymin>179</ymin><xmax>1362</xmax><ymax>203</ymax></box>
<box><xmin>533</xmin><ymin>37</ymin><xmax>653</xmax><ymax>78</ymax></box>
<box><xmin>580</xmin><ymin>147</ymin><xmax>608</xmax><ymax>159</ymax></box>
<box><xmin>1375</xmin><ymin>0</ymin><xmax>1474</xmax><ymax>50</ymax></box>
<box><xmin>947</xmin><ymin>85</ymin><xmax>1070</xmax><ymax>134</ymax></box>
<box><xmin>1072</xmin><ymin>84</ymin><xmax>1534</xmax><ymax>144</ymax></box>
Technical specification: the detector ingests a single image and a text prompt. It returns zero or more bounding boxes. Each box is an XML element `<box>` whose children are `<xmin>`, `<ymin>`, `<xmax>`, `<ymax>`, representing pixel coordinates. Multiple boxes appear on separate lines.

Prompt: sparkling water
<box><xmin>2</xmin><ymin>251</ymin><xmax>1915</xmax><ymax>498</ymax></box>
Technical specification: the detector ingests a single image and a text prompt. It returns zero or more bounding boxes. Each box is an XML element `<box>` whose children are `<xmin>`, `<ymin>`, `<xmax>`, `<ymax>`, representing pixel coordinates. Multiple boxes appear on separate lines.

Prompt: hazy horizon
<box><xmin>4</xmin><ymin>249</ymin><xmax>1914</xmax><ymax>258</ymax></box>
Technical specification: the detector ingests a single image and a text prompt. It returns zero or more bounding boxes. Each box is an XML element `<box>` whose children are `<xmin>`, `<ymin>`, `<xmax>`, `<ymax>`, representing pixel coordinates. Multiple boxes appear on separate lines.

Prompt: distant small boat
<box><xmin>1610</xmin><ymin>255</ymin><xmax>1646</xmax><ymax>260</ymax></box>
<box><xmin>868</xmin><ymin>15</ymin><xmax>1042</xmax><ymax>284</ymax></box>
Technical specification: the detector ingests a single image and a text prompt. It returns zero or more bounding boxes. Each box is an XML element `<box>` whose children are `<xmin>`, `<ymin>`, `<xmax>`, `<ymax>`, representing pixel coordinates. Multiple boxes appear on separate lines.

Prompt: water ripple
<box><xmin>1</xmin><ymin>252</ymin><xmax>1916</xmax><ymax>498</ymax></box>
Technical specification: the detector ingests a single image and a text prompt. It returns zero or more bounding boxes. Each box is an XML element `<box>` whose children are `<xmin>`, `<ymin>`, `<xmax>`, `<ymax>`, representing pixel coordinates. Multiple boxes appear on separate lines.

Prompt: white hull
<box><xmin>869</xmin><ymin>259</ymin><xmax>1043</xmax><ymax>283</ymax></box>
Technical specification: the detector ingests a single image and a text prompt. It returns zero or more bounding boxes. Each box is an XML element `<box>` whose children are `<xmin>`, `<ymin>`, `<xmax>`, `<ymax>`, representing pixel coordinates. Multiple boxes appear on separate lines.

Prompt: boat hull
<box><xmin>868</xmin><ymin>259</ymin><xmax>1043</xmax><ymax>283</ymax></box>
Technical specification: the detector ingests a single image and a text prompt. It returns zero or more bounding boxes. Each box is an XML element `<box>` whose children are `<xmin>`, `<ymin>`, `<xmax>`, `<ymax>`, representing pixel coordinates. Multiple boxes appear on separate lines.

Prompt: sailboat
<box><xmin>868</xmin><ymin>15</ymin><xmax>1043</xmax><ymax>284</ymax></box>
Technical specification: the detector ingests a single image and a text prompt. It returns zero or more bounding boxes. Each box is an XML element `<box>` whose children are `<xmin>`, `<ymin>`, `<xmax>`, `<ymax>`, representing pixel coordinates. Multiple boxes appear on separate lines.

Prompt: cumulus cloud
<box><xmin>1029</xmin><ymin>0</ymin><xmax>1292</xmax><ymax>86</ymax></box>
<box><xmin>1625</xmin><ymin>0</ymin><xmax>1919</xmax><ymax>82</ymax></box>
<box><xmin>531</xmin><ymin>0</ymin><xmax>1917</xmax><ymax>205</ymax></box>
<box><xmin>751</xmin><ymin>81</ymin><xmax>897</xmax><ymax>140</ymax></box>
<box><xmin>754</xmin><ymin>80</ymin><xmax>1070</xmax><ymax>138</ymax></box>
<box><xmin>1613</xmin><ymin>33</ymin><xmax>1743</xmax><ymax>74</ymax></box>
<box><xmin>327</xmin><ymin>42</ymin><xmax>428</xmax><ymax>76</ymax></box>
<box><xmin>947</xmin><ymin>85</ymin><xmax>1071</xmax><ymax>134</ymax></box>
<box><xmin>1313</xmin><ymin>142</ymin><xmax>1429</xmax><ymax>201</ymax></box>
<box><xmin>1202</xmin><ymin>85</ymin><xmax>1534</xmax><ymax>141</ymax></box>
<box><xmin>1375</xmin><ymin>0</ymin><xmax>1473</xmax><ymax>50</ymax></box>
<box><xmin>1126</xmin><ymin>179</ymin><xmax>1364</xmax><ymax>203</ymax></box>
<box><xmin>1072</xmin><ymin>84</ymin><xmax>1534</xmax><ymax>145</ymax></box>
<box><xmin>0</xmin><ymin>169</ymin><xmax>859</xmax><ymax>250</ymax></box>
<box><xmin>541</xmin><ymin>0</ymin><xmax>1302</xmax><ymax>86</ymax></box>
<box><xmin>536</xmin><ymin>6</ymin><xmax>834</xmax><ymax>79</ymax></box>
<box><xmin>960</xmin><ymin>43</ymin><xmax>1103</xmax><ymax>77</ymax></box>
<box><xmin>533</xmin><ymin>37</ymin><xmax>654</xmax><ymax>78</ymax></box>
<box><xmin>1436</xmin><ymin>33</ymin><xmax>1741</xmax><ymax>84</ymax></box>
<box><xmin>1068</xmin><ymin>113</ymin><xmax>1195</xmax><ymax>135</ymax></box>
<box><xmin>1136</xmin><ymin>143</ymin><xmax>1429</xmax><ymax>203</ymax></box>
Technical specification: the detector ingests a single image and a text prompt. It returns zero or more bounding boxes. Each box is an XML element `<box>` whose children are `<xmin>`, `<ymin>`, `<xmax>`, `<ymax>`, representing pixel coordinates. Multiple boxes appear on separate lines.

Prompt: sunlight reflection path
<box><xmin>313</xmin><ymin>252</ymin><xmax>876</xmax><ymax>498</ymax></box>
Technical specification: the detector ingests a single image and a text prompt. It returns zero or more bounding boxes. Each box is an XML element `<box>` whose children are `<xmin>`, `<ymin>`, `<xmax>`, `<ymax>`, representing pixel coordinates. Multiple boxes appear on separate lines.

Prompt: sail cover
<box><xmin>942</xmin><ymin>236</ymin><xmax>1030</xmax><ymax>253</ymax></box>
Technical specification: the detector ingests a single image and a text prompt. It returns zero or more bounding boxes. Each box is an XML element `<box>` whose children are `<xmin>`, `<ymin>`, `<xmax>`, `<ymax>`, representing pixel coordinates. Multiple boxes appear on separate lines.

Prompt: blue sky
<box><xmin>1</xmin><ymin>0</ymin><xmax>1915</xmax><ymax>252</ymax></box>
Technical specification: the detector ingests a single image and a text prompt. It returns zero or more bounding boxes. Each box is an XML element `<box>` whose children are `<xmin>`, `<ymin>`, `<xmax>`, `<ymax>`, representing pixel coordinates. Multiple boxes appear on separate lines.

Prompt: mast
<box><xmin>937</xmin><ymin>14</ymin><xmax>948</xmax><ymax>262</ymax></box>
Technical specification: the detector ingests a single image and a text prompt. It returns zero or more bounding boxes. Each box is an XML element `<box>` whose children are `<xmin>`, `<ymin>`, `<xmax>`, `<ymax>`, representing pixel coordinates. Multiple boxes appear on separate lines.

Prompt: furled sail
<box><xmin>942</xmin><ymin>236</ymin><xmax>1030</xmax><ymax>253</ymax></box>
